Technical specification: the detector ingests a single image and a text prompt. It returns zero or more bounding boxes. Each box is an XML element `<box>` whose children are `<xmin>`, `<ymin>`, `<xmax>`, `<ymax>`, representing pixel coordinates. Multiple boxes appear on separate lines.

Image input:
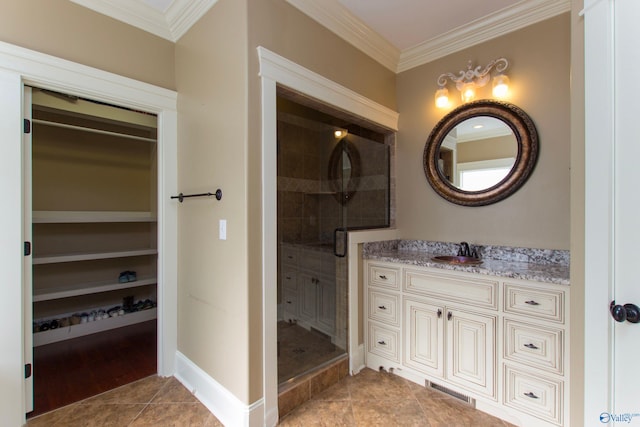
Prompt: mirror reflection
<box><xmin>437</xmin><ymin>116</ymin><xmax>517</xmax><ymax>191</ymax></box>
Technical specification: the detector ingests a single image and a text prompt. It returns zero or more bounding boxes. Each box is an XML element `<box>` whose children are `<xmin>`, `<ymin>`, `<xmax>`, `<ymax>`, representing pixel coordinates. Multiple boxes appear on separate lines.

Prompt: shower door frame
<box><xmin>258</xmin><ymin>46</ymin><xmax>398</xmax><ymax>426</ymax></box>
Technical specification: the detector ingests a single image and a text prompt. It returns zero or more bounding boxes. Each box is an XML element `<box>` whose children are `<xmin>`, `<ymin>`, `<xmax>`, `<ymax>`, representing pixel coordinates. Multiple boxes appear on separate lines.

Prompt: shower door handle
<box><xmin>334</xmin><ymin>227</ymin><xmax>347</xmax><ymax>258</ymax></box>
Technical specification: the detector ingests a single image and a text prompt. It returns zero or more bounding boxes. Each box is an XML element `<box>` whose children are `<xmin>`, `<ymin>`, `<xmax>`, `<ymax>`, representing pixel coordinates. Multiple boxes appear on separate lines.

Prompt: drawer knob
<box><xmin>378</xmin><ymin>305</ymin><xmax>387</xmax><ymax>310</ymax></box>
<box><xmin>377</xmin><ymin>340</ymin><xmax>387</xmax><ymax>346</ymax></box>
<box><xmin>379</xmin><ymin>275</ymin><xmax>387</xmax><ymax>280</ymax></box>
<box><xmin>524</xmin><ymin>343</ymin><xmax>539</xmax><ymax>350</ymax></box>
<box><xmin>525</xmin><ymin>300</ymin><xmax>540</xmax><ymax>306</ymax></box>
<box><xmin>524</xmin><ymin>392</ymin><xmax>539</xmax><ymax>399</ymax></box>
<box><xmin>447</xmin><ymin>311</ymin><xmax>452</xmax><ymax>321</ymax></box>
<box><xmin>437</xmin><ymin>309</ymin><xmax>442</xmax><ymax>318</ymax></box>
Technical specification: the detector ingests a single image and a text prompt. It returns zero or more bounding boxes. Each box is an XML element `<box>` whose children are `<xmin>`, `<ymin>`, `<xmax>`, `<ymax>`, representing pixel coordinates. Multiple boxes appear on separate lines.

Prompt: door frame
<box><xmin>583</xmin><ymin>0</ymin><xmax>615</xmax><ymax>421</ymax></box>
<box><xmin>257</xmin><ymin>46</ymin><xmax>398</xmax><ymax>426</ymax></box>
<box><xmin>0</xmin><ymin>41</ymin><xmax>178</xmax><ymax>425</ymax></box>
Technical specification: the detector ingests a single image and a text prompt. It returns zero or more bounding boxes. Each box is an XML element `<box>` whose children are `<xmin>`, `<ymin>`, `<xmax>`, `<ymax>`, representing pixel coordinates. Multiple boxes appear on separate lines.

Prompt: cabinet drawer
<box><xmin>281</xmin><ymin>268</ymin><xmax>297</xmax><ymax>291</ymax></box>
<box><xmin>504</xmin><ymin>319</ymin><xmax>563</xmax><ymax>374</ymax></box>
<box><xmin>368</xmin><ymin>290</ymin><xmax>400</xmax><ymax>326</ymax></box>
<box><xmin>404</xmin><ymin>269</ymin><xmax>498</xmax><ymax>309</ymax></box>
<box><xmin>504</xmin><ymin>284</ymin><xmax>564</xmax><ymax>323</ymax></box>
<box><xmin>281</xmin><ymin>246</ymin><xmax>298</xmax><ymax>265</ymax></box>
<box><xmin>368</xmin><ymin>264</ymin><xmax>400</xmax><ymax>290</ymax></box>
<box><xmin>368</xmin><ymin>322</ymin><xmax>400</xmax><ymax>362</ymax></box>
<box><xmin>504</xmin><ymin>365</ymin><xmax>563</xmax><ymax>426</ymax></box>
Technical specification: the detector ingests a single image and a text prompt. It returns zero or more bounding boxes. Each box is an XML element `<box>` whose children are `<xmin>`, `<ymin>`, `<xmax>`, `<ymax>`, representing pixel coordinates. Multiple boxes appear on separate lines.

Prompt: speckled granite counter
<box><xmin>363</xmin><ymin>240</ymin><xmax>570</xmax><ymax>286</ymax></box>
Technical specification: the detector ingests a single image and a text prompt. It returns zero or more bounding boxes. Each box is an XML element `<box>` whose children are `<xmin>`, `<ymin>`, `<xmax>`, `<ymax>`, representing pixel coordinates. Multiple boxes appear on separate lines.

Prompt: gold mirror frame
<box><xmin>423</xmin><ymin>100</ymin><xmax>538</xmax><ymax>206</ymax></box>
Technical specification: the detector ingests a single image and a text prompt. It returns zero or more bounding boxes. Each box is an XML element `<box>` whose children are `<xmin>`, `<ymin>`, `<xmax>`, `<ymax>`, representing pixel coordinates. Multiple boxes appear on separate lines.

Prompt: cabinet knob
<box><xmin>379</xmin><ymin>275</ymin><xmax>387</xmax><ymax>280</ymax></box>
<box><xmin>437</xmin><ymin>309</ymin><xmax>442</xmax><ymax>318</ymax></box>
<box><xmin>524</xmin><ymin>392</ymin><xmax>539</xmax><ymax>399</ymax></box>
<box><xmin>524</xmin><ymin>343</ymin><xmax>539</xmax><ymax>350</ymax></box>
<box><xmin>447</xmin><ymin>311</ymin><xmax>452</xmax><ymax>321</ymax></box>
<box><xmin>378</xmin><ymin>305</ymin><xmax>387</xmax><ymax>310</ymax></box>
<box><xmin>377</xmin><ymin>340</ymin><xmax>386</xmax><ymax>346</ymax></box>
<box><xmin>525</xmin><ymin>300</ymin><xmax>540</xmax><ymax>306</ymax></box>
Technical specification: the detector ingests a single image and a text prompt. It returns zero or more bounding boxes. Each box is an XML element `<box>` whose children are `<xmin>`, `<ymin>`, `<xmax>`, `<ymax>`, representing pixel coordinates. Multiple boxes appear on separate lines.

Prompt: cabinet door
<box><xmin>317</xmin><ymin>276</ymin><xmax>336</xmax><ymax>334</ymax></box>
<box><xmin>446</xmin><ymin>308</ymin><xmax>496</xmax><ymax>398</ymax></box>
<box><xmin>298</xmin><ymin>273</ymin><xmax>317</xmax><ymax>323</ymax></box>
<box><xmin>404</xmin><ymin>299</ymin><xmax>444</xmax><ymax>377</ymax></box>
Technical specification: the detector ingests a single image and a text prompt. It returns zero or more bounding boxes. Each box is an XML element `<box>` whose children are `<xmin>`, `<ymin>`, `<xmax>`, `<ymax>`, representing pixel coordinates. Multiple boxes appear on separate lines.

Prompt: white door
<box><xmin>584</xmin><ymin>0</ymin><xmax>640</xmax><ymax>424</ymax></box>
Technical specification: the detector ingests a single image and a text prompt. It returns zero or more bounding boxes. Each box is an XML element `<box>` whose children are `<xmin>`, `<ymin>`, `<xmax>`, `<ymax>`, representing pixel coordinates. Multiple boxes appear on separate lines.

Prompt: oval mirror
<box><xmin>328</xmin><ymin>138</ymin><xmax>361</xmax><ymax>204</ymax></box>
<box><xmin>423</xmin><ymin>100</ymin><xmax>538</xmax><ymax>206</ymax></box>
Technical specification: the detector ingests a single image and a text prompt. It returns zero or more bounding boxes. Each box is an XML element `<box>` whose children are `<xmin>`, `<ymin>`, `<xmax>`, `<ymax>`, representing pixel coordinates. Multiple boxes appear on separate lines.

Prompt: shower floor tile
<box><xmin>278</xmin><ymin>321</ymin><xmax>345</xmax><ymax>384</ymax></box>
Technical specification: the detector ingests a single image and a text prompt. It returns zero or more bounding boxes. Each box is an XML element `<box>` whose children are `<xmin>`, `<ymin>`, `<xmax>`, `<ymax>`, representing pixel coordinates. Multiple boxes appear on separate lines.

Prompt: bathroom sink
<box><xmin>431</xmin><ymin>255</ymin><xmax>483</xmax><ymax>265</ymax></box>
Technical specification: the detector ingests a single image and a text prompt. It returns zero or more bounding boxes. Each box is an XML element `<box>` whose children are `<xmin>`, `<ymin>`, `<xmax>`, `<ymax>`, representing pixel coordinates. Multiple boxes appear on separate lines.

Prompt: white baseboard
<box><xmin>175</xmin><ymin>351</ymin><xmax>264</xmax><ymax>427</ymax></box>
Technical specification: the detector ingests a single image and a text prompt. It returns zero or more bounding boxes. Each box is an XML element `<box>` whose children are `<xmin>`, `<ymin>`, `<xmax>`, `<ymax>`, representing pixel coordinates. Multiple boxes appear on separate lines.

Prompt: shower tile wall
<box><xmin>278</xmin><ymin>118</ymin><xmax>390</xmax><ymax>245</ymax></box>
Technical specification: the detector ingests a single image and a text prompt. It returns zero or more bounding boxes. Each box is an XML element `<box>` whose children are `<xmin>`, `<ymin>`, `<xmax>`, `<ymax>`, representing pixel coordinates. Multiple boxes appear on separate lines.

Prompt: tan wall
<box><xmin>456</xmin><ymin>135</ymin><xmax>517</xmax><ymax>164</ymax></box>
<box><xmin>175</xmin><ymin>0</ymin><xmax>250</xmax><ymax>403</ymax></box>
<box><xmin>0</xmin><ymin>0</ymin><xmax>175</xmax><ymax>90</ymax></box>
<box><xmin>396</xmin><ymin>14</ymin><xmax>571</xmax><ymax>250</ymax></box>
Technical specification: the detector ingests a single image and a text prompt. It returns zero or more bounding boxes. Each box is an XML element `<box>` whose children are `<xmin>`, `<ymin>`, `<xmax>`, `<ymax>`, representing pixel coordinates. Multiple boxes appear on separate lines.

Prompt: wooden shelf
<box><xmin>33</xmin><ymin>249</ymin><xmax>157</xmax><ymax>265</ymax></box>
<box><xmin>33</xmin><ymin>308</ymin><xmax>157</xmax><ymax>347</ymax></box>
<box><xmin>33</xmin><ymin>277</ymin><xmax>157</xmax><ymax>302</ymax></box>
<box><xmin>33</xmin><ymin>211</ymin><xmax>157</xmax><ymax>223</ymax></box>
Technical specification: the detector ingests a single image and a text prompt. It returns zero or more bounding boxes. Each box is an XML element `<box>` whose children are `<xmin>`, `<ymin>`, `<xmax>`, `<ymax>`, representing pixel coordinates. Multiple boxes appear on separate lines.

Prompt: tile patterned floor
<box><xmin>278</xmin><ymin>368</ymin><xmax>517</xmax><ymax>427</ymax></box>
<box><xmin>278</xmin><ymin>321</ymin><xmax>345</xmax><ymax>384</ymax></box>
<box><xmin>26</xmin><ymin>375</ymin><xmax>223</xmax><ymax>427</ymax></box>
<box><xmin>27</xmin><ymin>368</ymin><xmax>516</xmax><ymax>426</ymax></box>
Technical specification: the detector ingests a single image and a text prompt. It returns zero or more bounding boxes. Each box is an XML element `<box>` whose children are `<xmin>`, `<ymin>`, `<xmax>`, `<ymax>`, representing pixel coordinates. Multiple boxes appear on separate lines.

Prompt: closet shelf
<box><xmin>33</xmin><ymin>211</ymin><xmax>157</xmax><ymax>223</ymax></box>
<box><xmin>33</xmin><ymin>277</ymin><xmax>157</xmax><ymax>302</ymax></box>
<box><xmin>32</xmin><ymin>118</ymin><xmax>157</xmax><ymax>143</ymax></box>
<box><xmin>33</xmin><ymin>308</ymin><xmax>157</xmax><ymax>347</ymax></box>
<box><xmin>33</xmin><ymin>248</ymin><xmax>157</xmax><ymax>265</ymax></box>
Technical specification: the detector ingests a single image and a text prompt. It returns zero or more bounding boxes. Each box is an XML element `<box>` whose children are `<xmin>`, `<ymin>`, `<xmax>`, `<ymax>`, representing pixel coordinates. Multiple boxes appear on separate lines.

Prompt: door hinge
<box><xmin>24</xmin><ymin>241</ymin><xmax>31</xmax><ymax>256</ymax></box>
<box><xmin>25</xmin><ymin>363</ymin><xmax>32</xmax><ymax>379</ymax></box>
<box><xmin>23</xmin><ymin>119</ymin><xmax>31</xmax><ymax>134</ymax></box>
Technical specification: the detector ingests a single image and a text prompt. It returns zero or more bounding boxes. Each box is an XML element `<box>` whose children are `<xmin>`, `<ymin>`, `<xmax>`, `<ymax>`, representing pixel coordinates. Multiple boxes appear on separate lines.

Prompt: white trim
<box><xmin>69</xmin><ymin>0</ymin><xmax>218</xmax><ymax>42</ymax></box>
<box><xmin>285</xmin><ymin>0</ymin><xmax>569</xmax><ymax>73</ymax></box>
<box><xmin>285</xmin><ymin>0</ymin><xmax>400</xmax><ymax>72</ymax></box>
<box><xmin>257</xmin><ymin>47</ymin><xmax>398</xmax><ymax>131</ymax></box>
<box><xmin>398</xmin><ymin>0</ymin><xmax>570</xmax><ymax>72</ymax></box>
<box><xmin>583</xmin><ymin>0</ymin><xmax>614</xmax><ymax>421</ymax></box>
<box><xmin>175</xmin><ymin>351</ymin><xmax>262</xmax><ymax>427</ymax></box>
<box><xmin>258</xmin><ymin>46</ymin><xmax>398</xmax><ymax>425</ymax></box>
<box><xmin>347</xmin><ymin>228</ymin><xmax>398</xmax><ymax>374</ymax></box>
<box><xmin>0</xmin><ymin>41</ymin><xmax>178</xmax><ymax>423</ymax></box>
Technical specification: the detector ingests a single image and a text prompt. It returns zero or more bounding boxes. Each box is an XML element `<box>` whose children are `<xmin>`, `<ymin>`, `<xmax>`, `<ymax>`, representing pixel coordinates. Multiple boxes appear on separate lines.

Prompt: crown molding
<box><xmin>70</xmin><ymin>0</ymin><xmax>217</xmax><ymax>42</ymax></box>
<box><xmin>285</xmin><ymin>0</ymin><xmax>400</xmax><ymax>72</ymax></box>
<box><xmin>397</xmin><ymin>0</ymin><xmax>571</xmax><ymax>73</ymax></box>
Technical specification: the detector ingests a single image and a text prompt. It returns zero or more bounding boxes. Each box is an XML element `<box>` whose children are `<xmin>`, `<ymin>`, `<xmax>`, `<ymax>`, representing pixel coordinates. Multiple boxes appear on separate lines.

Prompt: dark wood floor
<box><xmin>28</xmin><ymin>320</ymin><xmax>157</xmax><ymax>418</ymax></box>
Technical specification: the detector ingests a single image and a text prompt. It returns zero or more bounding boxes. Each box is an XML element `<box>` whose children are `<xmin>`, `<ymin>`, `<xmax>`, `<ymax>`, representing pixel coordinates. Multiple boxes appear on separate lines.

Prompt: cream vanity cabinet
<box><xmin>364</xmin><ymin>260</ymin><xmax>569</xmax><ymax>427</ymax></box>
<box><xmin>281</xmin><ymin>244</ymin><xmax>336</xmax><ymax>339</ymax></box>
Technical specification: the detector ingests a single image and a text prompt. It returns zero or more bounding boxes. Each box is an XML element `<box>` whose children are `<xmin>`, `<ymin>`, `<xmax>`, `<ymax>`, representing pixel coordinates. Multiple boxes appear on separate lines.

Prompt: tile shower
<box><xmin>276</xmin><ymin>94</ymin><xmax>391</xmax><ymax>388</ymax></box>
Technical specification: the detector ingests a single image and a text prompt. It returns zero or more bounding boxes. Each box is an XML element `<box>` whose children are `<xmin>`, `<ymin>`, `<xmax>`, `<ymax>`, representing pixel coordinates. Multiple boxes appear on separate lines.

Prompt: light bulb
<box><xmin>492</xmin><ymin>74</ymin><xmax>510</xmax><ymax>98</ymax></box>
<box><xmin>460</xmin><ymin>82</ymin><xmax>476</xmax><ymax>103</ymax></box>
<box><xmin>435</xmin><ymin>87</ymin><xmax>449</xmax><ymax>108</ymax></box>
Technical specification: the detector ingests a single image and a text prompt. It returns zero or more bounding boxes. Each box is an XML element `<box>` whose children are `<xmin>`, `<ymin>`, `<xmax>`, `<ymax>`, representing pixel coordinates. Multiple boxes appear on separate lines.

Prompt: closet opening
<box><xmin>25</xmin><ymin>87</ymin><xmax>159</xmax><ymax>417</ymax></box>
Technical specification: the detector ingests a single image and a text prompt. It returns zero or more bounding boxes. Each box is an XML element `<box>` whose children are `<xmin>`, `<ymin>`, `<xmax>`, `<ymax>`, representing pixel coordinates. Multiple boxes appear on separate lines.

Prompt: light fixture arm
<box><xmin>437</xmin><ymin>58</ymin><xmax>509</xmax><ymax>90</ymax></box>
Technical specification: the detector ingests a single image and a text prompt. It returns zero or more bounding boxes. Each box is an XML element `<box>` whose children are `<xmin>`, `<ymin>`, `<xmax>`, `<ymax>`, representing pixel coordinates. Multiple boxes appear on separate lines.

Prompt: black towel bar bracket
<box><xmin>172</xmin><ymin>189</ymin><xmax>222</xmax><ymax>203</ymax></box>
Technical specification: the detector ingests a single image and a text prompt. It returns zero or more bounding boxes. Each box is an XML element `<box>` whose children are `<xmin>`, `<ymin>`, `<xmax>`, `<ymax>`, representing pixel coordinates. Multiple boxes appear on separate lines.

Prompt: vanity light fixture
<box><xmin>435</xmin><ymin>58</ymin><xmax>509</xmax><ymax>108</ymax></box>
<box><xmin>334</xmin><ymin>129</ymin><xmax>348</xmax><ymax>138</ymax></box>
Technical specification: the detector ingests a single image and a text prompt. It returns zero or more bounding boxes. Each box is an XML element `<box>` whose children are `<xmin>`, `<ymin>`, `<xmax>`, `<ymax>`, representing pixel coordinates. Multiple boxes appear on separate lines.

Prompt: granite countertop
<box><xmin>363</xmin><ymin>241</ymin><xmax>570</xmax><ymax>286</ymax></box>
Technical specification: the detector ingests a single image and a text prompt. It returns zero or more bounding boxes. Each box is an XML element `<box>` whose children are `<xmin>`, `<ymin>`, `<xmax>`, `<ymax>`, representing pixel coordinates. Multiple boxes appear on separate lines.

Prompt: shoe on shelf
<box><xmin>118</xmin><ymin>271</ymin><xmax>129</xmax><ymax>283</ymax></box>
<box><xmin>127</xmin><ymin>271</ymin><xmax>137</xmax><ymax>282</ymax></box>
